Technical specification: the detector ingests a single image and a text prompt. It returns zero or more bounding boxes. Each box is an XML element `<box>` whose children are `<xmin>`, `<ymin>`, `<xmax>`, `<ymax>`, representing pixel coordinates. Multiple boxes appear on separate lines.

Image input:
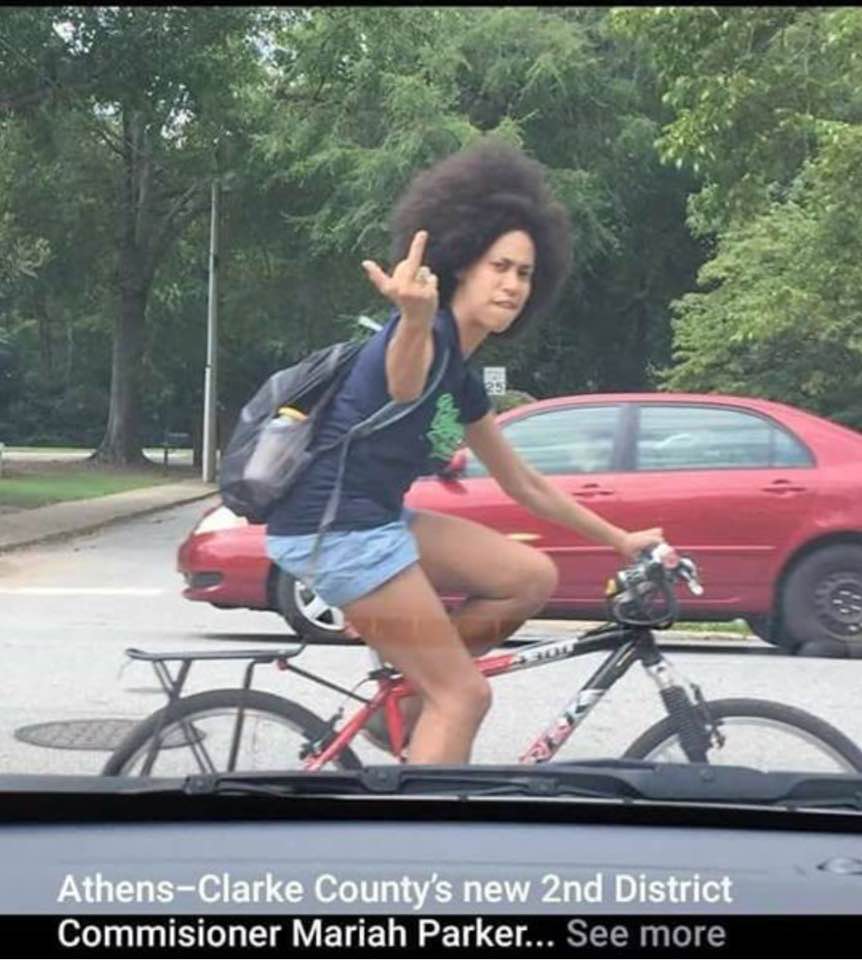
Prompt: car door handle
<box><xmin>573</xmin><ymin>483</ymin><xmax>615</xmax><ymax>498</ymax></box>
<box><xmin>762</xmin><ymin>479</ymin><xmax>808</xmax><ymax>495</ymax></box>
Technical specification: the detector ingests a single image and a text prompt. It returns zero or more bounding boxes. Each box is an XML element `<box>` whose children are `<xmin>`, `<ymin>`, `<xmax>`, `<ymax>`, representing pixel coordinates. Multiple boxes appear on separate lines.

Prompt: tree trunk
<box><xmin>92</xmin><ymin>109</ymin><xmax>150</xmax><ymax>466</ymax></box>
<box><xmin>91</xmin><ymin>107</ymin><xmax>208</xmax><ymax>464</ymax></box>
<box><xmin>93</xmin><ymin>279</ymin><xmax>148</xmax><ymax>464</ymax></box>
<box><xmin>36</xmin><ymin>292</ymin><xmax>53</xmax><ymax>376</ymax></box>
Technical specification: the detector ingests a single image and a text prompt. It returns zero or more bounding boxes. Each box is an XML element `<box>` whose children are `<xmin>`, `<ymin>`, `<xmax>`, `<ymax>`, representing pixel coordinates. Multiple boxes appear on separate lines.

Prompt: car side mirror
<box><xmin>438</xmin><ymin>448</ymin><xmax>467</xmax><ymax>480</ymax></box>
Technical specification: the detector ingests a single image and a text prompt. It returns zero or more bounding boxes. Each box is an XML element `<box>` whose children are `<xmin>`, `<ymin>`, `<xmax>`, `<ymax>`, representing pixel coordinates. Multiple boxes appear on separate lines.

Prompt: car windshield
<box><xmin>2</xmin><ymin>7</ymin><xmax>862</xmax><ymax>812</ymax></box>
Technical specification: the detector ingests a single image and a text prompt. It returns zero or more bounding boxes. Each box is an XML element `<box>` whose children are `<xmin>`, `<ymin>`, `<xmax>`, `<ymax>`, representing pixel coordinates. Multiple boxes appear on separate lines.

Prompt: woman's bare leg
<box><xmin>412</xmin><ymin>510</ymin><xmax>559</xmax><ymax>655</ymax></box>
<box><xmin>344</xmin><ymin>511</ymin><xmax>558</xmax><ymax>758</ymax></box>
<box><xmin>342</xmin><ymin>562</ymin><xmax>492</xmax><ymax>764</ymax></box>
<box><xmin>377</xmin><ymin>510</ymin><xmax>559</xmax><ymax>739</ymax></box>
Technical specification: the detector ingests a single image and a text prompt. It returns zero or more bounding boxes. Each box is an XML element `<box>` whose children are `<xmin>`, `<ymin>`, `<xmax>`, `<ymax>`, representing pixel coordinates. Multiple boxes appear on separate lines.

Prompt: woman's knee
<box><xmin>425</xmin><ymin>671</ymin><xmax>493</xmax><ymax>723</ymax></box>
<box><xmin>518</xmin><ymin>553</ymin><xmax>559</xmax><ymax>610</ymax></box>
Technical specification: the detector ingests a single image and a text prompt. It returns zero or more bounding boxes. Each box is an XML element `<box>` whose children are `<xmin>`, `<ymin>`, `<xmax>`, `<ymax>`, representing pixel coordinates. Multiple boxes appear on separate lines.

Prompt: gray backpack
<box><xmin>219</xmin><ymin>339</ymin><xmax>450</xmax><ymax>540</ymax></box>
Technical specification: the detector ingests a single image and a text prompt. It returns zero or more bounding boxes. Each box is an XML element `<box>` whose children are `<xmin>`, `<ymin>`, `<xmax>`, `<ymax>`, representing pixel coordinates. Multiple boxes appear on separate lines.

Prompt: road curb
<box><xmin>0</xmin><ymin>487</ymin><xmax>219</xmax><ymax>555</ymax></box>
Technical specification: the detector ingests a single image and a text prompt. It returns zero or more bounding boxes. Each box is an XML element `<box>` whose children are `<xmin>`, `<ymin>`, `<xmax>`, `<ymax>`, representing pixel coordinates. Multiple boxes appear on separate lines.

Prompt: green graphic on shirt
<box><xmin>426</xmin><ymin>392</ymin><xmax>464</xmax><ymax>461</ymax></box>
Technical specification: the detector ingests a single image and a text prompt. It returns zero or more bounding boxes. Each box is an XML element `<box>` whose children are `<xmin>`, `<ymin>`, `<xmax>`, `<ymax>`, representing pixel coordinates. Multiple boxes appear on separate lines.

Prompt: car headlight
<box><xmin>193</xmin><ymin>505</ymin><xmax>250</xmax><ymax>535</ymax></box>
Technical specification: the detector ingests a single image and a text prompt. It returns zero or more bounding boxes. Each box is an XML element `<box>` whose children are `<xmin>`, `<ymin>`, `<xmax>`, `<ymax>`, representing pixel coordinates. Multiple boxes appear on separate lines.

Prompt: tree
<box><xmin>610</xmin><ymin>7</ymin><xmax>862</xmax><ymax>235</ymax></box>
<box><xmin>0</xmin><ymin>6</ymin><xmax>269</xmax><ymax>462</ymax></box>
<box><xmin>612</xmin><ymin>7</ymin><xmax>862</xmax><ymax>423</ymax></box>
<box><xmin>250</xmin><ymin>6</ymin><xmax>700</xmax><ymax>397</ymax></box>
<box><xmin>1</xmin><ymin>6</ymin><xmax>707</xmax><ymax>448</ymax></box>
<box><xmin>663</xmin><ymin>122</ymin><xmax>862</xmax><ymax>427</ymax></box>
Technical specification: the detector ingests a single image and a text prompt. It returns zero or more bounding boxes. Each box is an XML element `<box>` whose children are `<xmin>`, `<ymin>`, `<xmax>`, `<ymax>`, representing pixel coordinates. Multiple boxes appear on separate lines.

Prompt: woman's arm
<box><xmin>384</xmin><ymin>316</ymin><xmax>434</xmax><ymax>403</ymax></box>
<box><xmin>464</xmin><ymin>412</ymin><xmax>663</xmax><ymax>560</ymax></box>
<box><xmin>362</xmin><ymin>229</ymin><xmax>437</xmax><ymax>403</ymax></box>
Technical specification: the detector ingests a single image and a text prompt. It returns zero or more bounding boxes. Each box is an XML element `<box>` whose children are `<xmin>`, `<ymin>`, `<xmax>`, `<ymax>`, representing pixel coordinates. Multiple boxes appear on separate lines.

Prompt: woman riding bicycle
<box><xmin>266</xmin><ymin>138</ymin><xmax>667</xmax><ymax>765</ymax></box>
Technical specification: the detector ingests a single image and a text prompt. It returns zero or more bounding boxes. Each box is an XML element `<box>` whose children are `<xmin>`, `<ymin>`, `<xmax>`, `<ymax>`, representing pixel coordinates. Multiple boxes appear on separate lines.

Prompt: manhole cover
<box><xmin>14</xmin><ymin>719</ymin><xmax>204</xmax><ymax>751</ymax></box>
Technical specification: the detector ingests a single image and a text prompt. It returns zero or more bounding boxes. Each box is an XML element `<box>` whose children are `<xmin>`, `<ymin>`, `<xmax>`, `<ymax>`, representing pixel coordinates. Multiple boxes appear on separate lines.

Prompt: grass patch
<box><xmin>4</xmin><ymin>446</ymin><xmax>94</xmax><ymax>454</ymax></box>
<box><xmin>0</xmin><ymin>459</ymin><xmax>194</xmax><ymax>509</ymax></box>
<box><xmin>674</xmin><ymin>620</ymin><xmax>750</xmax><ymax>637</ymax></box>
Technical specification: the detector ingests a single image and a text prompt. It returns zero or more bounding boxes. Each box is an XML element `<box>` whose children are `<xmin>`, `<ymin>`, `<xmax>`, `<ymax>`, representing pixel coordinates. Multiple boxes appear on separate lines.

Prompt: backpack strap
<box><xmin>351</xmin><ymin>344</ymin><xmax>451</xmax><ymax>438</ymax></box>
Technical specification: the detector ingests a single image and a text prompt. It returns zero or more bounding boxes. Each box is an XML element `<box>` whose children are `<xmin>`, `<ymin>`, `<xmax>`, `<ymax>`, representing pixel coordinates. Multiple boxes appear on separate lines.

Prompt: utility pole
<box><xmin>202</xmin><ymin>178</ymin><xmax>220</xmax><ymax>483</ymax></box>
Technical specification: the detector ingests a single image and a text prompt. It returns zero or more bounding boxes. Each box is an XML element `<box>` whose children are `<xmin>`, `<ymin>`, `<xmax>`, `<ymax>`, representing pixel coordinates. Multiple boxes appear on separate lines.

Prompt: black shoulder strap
<box><xmin>313</xmin><ymin>343</ymin><xmax>451</xmax><ymax>453</ymax></box>
<box><xmin>353</xmin><ymin>344</ymin><xmax>451</xmax><ymax>438</ymax></box>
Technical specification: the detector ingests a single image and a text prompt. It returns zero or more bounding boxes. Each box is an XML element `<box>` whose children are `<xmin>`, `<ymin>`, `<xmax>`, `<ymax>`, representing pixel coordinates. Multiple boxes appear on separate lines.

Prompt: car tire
<box><xmin>743</xmin><ymin>614</ymin><xmax>772</xmax><ymax>642</ymax></box>
<box><xmin>275</xmin><ymin>570</ymin><xmax>350</xmax><ymax>643</ymax></box>
<box><xmin>745</xmin><ymin>613</ymin><xmax>806</xmax><ymax>654</ymax></box>
<box><xmin>780</xmin><ymin>544</ymin><xmax>862</xmax><ymax>657</ymax></box>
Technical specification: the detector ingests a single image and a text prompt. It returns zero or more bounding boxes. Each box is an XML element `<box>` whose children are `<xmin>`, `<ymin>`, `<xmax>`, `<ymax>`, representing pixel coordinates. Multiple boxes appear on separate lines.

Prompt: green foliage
<box><xmin>492</xmin><ymin>390</ymin><xmax>537</xmax><ymax>414</ymax></box>
<box><xmin>610</xmin><ymin>7</ymin><xmax>862</xmax><ymax>235</ymax></box>
<box><xmin>21</xmin><ymin>5</ymin><xmax>862</xmax><ymax>447</ymax></box>
<box><xmin>250</xmin><ymin>6</ymin><xmax>699</xmax><ymax>400</ymax></box>
<box><xmin>0</xmin><ymin>7</ymin><xmax>268</xmax><ymax>456</ymax></box>
<box><xmin>0</xmin><ymin>212</ymin><xmax>49</xmax><ymax>292</ymax></box>
<box><xmin>663</xmin><ymin>122</ymin><xmax>862</xmax><ymax>425</ymax></box>
<box><xmin>611</xmin><ymin>7</ymin><xmax>862</xmax><ymax>424</ymax></box>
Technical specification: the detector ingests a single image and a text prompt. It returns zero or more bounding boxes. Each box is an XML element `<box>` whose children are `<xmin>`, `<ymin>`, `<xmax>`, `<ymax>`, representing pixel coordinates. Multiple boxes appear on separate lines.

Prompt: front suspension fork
<box><xmin>642</xmin><ymin>656</ymin><xmax>719</xmax><ymax>761</ymax></box>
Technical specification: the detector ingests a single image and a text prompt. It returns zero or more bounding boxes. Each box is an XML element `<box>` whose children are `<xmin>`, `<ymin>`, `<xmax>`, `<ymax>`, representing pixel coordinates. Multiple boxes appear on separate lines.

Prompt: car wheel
<box><xmin>275</xmin><ymin>571</ymin><xmax>349</xmax><ymax>642</ymax></box>
<box><xmin>743</xmin><ymin>614</ymin><xmax>779</xmax><ymax>646</ymax></box>
<box><xmin>781</xmin><ymin>545</ymin><xmax>862</xmax><ymax>657</ymax></box>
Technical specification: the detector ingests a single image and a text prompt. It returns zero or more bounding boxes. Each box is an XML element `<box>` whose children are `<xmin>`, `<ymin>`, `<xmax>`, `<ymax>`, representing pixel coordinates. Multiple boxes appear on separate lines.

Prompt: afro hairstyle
<box><xmin>388</xmin><ymin>137</ymin><xmax>573</xmax><ymax>337</ymax></box>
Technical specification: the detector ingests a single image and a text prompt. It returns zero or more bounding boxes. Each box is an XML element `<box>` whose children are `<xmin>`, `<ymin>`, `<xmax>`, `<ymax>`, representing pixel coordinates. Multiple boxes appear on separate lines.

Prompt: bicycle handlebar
<box><xmin>642</xmin><ymin>542</ymin><xmax>704</xmax><ymax>596</ymax></box>
<box><xmin>606</xmin><ymin>541</ymin><xmax>703</xmax><ymax>628</ymax></box>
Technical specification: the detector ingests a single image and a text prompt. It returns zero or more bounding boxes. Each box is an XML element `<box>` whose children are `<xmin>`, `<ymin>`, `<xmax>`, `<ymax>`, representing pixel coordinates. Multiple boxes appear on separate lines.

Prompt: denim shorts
<box><xmin>266</xmin><ymin>507</ymin><xmax>419</xmax><ymax>609</ymax></box>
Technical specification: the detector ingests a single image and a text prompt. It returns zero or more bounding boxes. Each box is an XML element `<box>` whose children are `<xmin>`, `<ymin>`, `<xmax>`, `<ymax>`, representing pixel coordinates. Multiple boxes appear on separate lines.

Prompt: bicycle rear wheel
<box><xmin>102</xmin><ymin>688</ymin><xmax>363</xmax><ymax>776</ymax></box>
<box><xmin>623</xmin><ymin>698</ymin><xmax>862</xmax><ymax>773</ymax></box>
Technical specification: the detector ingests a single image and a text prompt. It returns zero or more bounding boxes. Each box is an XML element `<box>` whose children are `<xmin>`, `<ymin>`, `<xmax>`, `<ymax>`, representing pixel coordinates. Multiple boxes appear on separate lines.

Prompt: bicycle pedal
<box><xmin>300</xmin><ymin>721</ymin><xmax>342</xmax><ymax>760</ymax></box>
<box><xmin>299</xmin><ymin>735</ymin><xmax>332</xmax><ymax>761</ymax></box>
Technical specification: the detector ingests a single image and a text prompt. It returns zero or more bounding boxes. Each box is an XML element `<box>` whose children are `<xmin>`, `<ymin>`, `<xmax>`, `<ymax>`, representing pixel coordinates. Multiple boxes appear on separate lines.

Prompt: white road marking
<box><xmin>0</xmin><ymin>588</ymin><xmax>165</xmax><ymax>596</ymax></box>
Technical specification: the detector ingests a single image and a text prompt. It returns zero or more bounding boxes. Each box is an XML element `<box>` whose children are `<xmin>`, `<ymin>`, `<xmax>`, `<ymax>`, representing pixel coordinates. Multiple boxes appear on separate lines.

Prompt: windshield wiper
<box><xmin>182</xmin><ymin>761</ymin><xmax>862</xmax><ymax>810</ymax></box>
<box><xmin>1</xmin><ymin>767</ymin><xmax>859</xmax><ymax>810</ymax></box>
<box><xmin>185</xmin><ymin>765</ymin><xmax>643</xmax><ymax>802</ymax></box>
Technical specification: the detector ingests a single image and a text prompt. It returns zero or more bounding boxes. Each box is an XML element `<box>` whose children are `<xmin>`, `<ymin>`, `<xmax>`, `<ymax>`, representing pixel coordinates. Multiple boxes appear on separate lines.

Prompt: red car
<box><xmin>178</xmin><ymin>393</ymin><xmax>862</xmax><ymax>656</ymax></box>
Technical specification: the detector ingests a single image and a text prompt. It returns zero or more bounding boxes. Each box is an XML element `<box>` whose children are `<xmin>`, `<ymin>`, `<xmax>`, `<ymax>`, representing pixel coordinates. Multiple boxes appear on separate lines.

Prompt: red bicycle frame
<box><xmin>299</xmin><ymin>625</ymin><xmax>651</xmax><ymax>770</ymax></box>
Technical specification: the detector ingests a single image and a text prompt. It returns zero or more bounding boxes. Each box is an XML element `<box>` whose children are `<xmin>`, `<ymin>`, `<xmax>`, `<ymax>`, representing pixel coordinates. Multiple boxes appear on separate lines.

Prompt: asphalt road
<box><xmin>2</xmin><ymin>500</ymin><xmax>861</xmax><ymax>777</ymax></box>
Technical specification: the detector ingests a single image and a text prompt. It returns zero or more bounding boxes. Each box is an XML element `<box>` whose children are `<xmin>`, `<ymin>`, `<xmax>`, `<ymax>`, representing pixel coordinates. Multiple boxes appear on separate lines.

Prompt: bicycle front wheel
<box><xmin>623</xmin><ymin>698</ymin><xmax>862</xmax><ymax>773</ymax></box>
<box><xmin>102</xmin><ymin>688</ymin><xmax>363</xmax><ymax>776</ymax></box>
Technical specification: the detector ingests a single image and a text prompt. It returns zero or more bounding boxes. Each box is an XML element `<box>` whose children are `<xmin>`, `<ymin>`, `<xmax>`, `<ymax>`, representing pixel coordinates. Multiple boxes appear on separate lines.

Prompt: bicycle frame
<box><xmin>124</xmin><ymin>621</ymin><xmax>686</xmax><ymax>774</ymax></box>
<box><xmin>295</xmin><ymin>621</ymin><xmax>673</xmax><ymax>770</ymax></box>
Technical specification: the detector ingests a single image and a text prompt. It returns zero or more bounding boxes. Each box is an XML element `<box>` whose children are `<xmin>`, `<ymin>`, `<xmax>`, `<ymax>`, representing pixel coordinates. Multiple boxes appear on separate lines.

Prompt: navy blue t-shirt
<box><xmin>266</xmin><ymin>307</ymin><xmax>491</xmax><ymax>535</ymax></box>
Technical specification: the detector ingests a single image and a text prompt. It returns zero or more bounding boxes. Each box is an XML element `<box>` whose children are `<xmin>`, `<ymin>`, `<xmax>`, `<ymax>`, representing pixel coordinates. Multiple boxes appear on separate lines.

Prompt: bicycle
<box><xmin>103</xmin><ymin>545</ymin><xmax>862</xmax><ymax>776</ymax></box>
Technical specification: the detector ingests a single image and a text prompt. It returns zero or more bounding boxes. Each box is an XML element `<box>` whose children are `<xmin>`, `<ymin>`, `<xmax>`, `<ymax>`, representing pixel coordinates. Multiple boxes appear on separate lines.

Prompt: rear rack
<box><xmin>125</xmin><ymin>646</ymin><xmax>305</xmax><ymax>663</ymax></box>
<box><xmin>123</xmin><ymin>641</ymin><xmax>371</xmax><ymax>712</ymax></box>
<box><xmin>124</xmin><ymin>645</ymin><xmax>306</xmax><ymax>707</ymax></box>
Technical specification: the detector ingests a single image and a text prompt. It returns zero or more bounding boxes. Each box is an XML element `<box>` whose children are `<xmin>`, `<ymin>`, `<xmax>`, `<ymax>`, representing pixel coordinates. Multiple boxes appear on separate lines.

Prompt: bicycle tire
<box><xmin>623</xmin><ymin>697</ymin><xmax>862</xmax><ymax>773</ymax></box>
<box><xmin>102</xmin><ymin>688</ymin><xmax>363</xmax><ymax>776</ymax></box>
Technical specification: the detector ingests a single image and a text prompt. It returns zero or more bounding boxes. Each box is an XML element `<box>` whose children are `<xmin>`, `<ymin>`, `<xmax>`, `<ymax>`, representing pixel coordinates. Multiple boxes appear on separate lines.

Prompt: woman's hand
<box><xmin>618</xmin><ymin>527</ymin><xmax>677</xmax><ymax>564</ymax></box>
<box><xmin>362</xmin><ymin>229</ymin><xmax>438</xmax><ymax>327</ymax></box>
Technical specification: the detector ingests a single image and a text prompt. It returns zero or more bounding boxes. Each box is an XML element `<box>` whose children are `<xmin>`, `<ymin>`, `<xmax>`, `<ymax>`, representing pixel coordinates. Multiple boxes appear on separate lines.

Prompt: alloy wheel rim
<box><xmin>293</xmin><ymin>580</ymin><xmax>346</xmax><ymax>632</ymax></box>
<box><xmin>814</xmin><ymin>571</ymin><xmax>862</xmax><ymax>638</ymax></box>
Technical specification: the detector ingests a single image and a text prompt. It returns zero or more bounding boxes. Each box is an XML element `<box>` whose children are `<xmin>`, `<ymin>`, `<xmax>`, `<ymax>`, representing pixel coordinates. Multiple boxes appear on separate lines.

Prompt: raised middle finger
<box><xmin>404</xmin><ymin>229</ymin><xmax>428</xmax><ymax>274</ymax></box>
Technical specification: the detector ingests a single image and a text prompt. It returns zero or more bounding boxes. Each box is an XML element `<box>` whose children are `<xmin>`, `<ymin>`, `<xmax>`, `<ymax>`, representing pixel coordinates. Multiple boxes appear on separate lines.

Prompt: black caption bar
<box><xmin>4</xmin><ymin>914</ymin><xmax>861</xmax><ymax>958</ymax></box>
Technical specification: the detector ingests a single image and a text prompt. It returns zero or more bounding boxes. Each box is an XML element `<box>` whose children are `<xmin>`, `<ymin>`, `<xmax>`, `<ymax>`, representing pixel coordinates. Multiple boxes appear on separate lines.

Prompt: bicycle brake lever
<box><xmin>640</xmin><ymin>543</ymin><xmax>704</xmax><ymax>597</ymax></box>
<box><xmin>675</xmin><ymin>557</ymin><xmax>704</xmax><ymax>596</ymax></box>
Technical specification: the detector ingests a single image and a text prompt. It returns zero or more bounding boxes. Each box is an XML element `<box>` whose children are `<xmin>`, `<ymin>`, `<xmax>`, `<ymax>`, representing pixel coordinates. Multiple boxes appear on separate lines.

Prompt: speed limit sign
<box><xmin>483</xmin><ymin>366</ymin><xmax>507</xmax><ymax>396</ymax></box>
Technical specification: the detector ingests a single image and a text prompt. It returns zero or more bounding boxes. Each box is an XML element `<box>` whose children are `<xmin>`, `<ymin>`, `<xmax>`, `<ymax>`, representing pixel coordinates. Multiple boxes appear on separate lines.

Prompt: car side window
<box><xmin>636</xmin><ymin>405</ymin><xmax>808</xmax><ymax>470</ymax></box>
<box><xmin>464</xmin><ymin>405</ymin><xmax>620</xmax><ymax>478</ymax></box>
<box><xmin>772</xmin><ymin>425</ymin><xmax>814</xmax><ymax>466</ymax></box>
